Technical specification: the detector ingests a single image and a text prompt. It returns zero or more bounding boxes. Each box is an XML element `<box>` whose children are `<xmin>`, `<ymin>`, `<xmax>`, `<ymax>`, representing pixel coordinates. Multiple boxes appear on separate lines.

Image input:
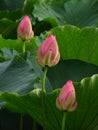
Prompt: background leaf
<box><xmin>63</xmin><ymin>0</ymin><xmax>98</xmax><ymax>27</ymax></box>
<box><xmin>51</xmin><ymin>25</ymin><xmax>98</xmax><ymax>66</ymax></box>
<box><xmin>0</xmin><ymin>19</ymin><xmax>18</xmax><ymax>39</ymax></box>
<box><xmin>0</xmin><ymin>0</ymin><xmax>24</xmax><ymax>10</ymax></box>
<box><xmin>23</xmin><ymin>0</ymin><xmax>39</xmax><ymax>15</ymax></box>
<box><xmin>33</xmin><ymin>0</ymin><xmax>98</xmax><ymax>27</ymax></box>
<box><xmin>0</xmin><ymin>52</ymin><xmax>35</xmax><ymax>95</ymax></box>
<box><xmin>0</xmin><ymin>10</ymin><xmax>23</xmax><ymax>21</ymax></box>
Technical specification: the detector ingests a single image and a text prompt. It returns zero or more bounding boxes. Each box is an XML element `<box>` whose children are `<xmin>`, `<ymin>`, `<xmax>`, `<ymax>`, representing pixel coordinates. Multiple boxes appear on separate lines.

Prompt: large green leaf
<box><xmin>33</xmin><ymin>1</ymin><xmax>63</xmax><ymax>26</ymax></box>
<box><xmin>0</xmin><ymin>90</ymin><xmax>61</xmax><ymax>130</ymax></box>
<box><xmin>0</xmin><ymin>49</ymin><xmax>52</xmax><ymax>95</ymax></box>
<box><xmin>0</xmin><ymin>74</ymin><xmax>98</xmax><ymax>130</ymax></box>
<box><xmin>0</xmin><ymin>51</ymin><xmax>35</xmax><ymax>95</ymax></box>
<box><xmin>33</xmin><ymin>0</ymin><xmax>98</xmax><ymax>27</ymax></box>
<box><xmin>51</xmin><ymin>25</ymin><xmax>98</xmax><ymax>66</ymax></box>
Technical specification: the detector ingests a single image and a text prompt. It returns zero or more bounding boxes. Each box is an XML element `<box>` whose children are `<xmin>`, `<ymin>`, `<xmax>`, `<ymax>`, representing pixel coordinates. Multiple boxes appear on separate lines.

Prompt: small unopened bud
<box><xmin>37</xmin><ymin>35</ymin><xmax>60</xmax><ymax>67</ymax></box>
<box><xmin>17</xmin><ymin>15</ymin><xmax>34</xmax><ymax>41</ymax></box>
<box><xmin>56</xmin><ymin>80</ymin><xmax>77</xmax><ymax>112</ymax></box>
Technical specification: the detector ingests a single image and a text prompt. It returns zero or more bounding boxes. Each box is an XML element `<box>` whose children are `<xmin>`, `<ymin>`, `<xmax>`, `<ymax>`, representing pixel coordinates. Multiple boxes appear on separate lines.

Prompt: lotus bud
<box><xmin>37</xmin><ymin>34</ymin><xmax>60</xmax><ymax>67</ymax></box>
<box><xmin>17</xmin><ymin>15</ymin><xmax>34</xmax><ymax>41</ymax></box>
<box><xmin>56</xmin><ymin>80</ymin><xmax>77</xmax><ymax>112</ymax></box>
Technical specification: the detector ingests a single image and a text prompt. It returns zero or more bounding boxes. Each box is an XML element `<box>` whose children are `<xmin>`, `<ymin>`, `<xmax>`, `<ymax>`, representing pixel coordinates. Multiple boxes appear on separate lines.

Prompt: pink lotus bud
<box><xmin>17</xmin><ymin>15</ymin><xmax>34</xmax><ymax>41</ymax></box>
<box><xmin>56</xmin><ymin>80</ymin><xmax>77</xmax><ymax>112</ymax></box>
<box><xmin>37</xmin><ymin>35</ymin><xmax>60</xmax><ymax>67</ymax></box>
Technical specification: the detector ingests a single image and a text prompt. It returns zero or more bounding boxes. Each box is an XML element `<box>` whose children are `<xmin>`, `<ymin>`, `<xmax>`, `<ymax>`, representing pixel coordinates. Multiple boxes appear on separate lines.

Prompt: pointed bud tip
<box><xmin>48</xmin><ymin>34</ymin><xmax>56</xmax><ymax>40</ymax></box>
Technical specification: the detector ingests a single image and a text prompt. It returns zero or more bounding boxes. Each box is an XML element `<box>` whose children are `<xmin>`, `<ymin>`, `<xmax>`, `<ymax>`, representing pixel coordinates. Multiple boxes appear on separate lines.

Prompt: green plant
<box><xmin>0</xmin><ymin>0</ymin><xmax>98</xmax><ymax>130</ymax></box>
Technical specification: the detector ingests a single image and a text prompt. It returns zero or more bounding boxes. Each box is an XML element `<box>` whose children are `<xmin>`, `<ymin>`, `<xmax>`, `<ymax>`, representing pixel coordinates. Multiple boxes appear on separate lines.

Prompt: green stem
<box><xmin>42</xmin><ymin>67</ymin><xmax>48</xmax><ymax>93</ymax></box>
<box><xmin>41</xmin><ymin>67</ymin><xmax>48</xmax><ymax>130</ymax></box>
<box><xmin>23</xmin><ymin>41</ymin><xmax>26</xmax><ymax>53</ymax></box>
<box><xmin>62</xmin><ymin>112</ymin><xmax>66</xmax><ymax>130</ymax></box>
<box><xmin>20</xmin><ymin>114</ymin><xmax>23</xmax><ymax>130</ymax></box>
